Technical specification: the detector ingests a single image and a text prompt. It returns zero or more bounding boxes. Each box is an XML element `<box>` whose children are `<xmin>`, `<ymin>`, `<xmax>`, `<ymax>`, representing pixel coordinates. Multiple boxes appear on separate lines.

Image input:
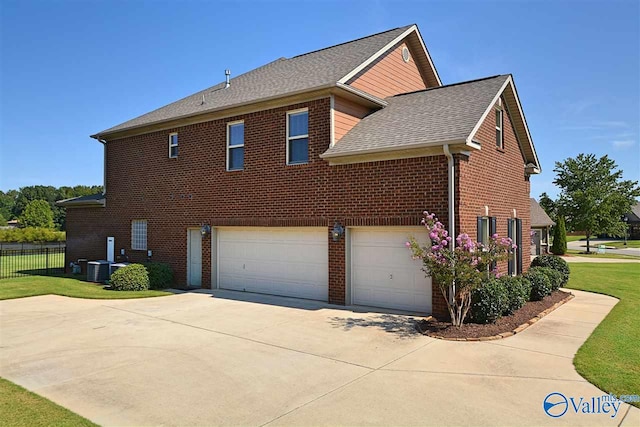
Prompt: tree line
<box><xmin>0</xmin><ymin>185</ymin><xmax>103</xmax><ymax>231</ymax></box>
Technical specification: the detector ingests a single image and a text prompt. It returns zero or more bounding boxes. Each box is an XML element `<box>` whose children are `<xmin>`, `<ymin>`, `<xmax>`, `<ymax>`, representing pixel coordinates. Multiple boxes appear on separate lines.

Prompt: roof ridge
<box><xmin>290</xmin><ymin>25</ymin><xmax>413</xmax><ymax>59</ymax></box>
<box><xmin>391</xmin><ymin>74</ymin><xmax>508</xmax><ymax>98</ymax></box>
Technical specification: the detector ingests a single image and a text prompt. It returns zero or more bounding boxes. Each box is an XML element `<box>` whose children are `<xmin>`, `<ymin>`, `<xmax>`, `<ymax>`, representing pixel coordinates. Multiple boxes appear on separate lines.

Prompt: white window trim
<box><xmin>495</xmin><ymin>105</ymin><xmax>504</xmax><ymax>150</ymax></box>
<box><xmin>510</xmin><ymin>219</ymin><xmax>518</xmax><ymax>275</ymax></box>
<box><xmin>131</xmin><ymin>219</ymin><xmax>148</xmax><ymax>251</ymax></box>
<box><xmin>226</xmin><ymin>120</ymin><xmax>244</xmax><ymax>171</ymax></box>
<box><xmin>168</xmin><ymin>132</ymin><xmax>178</xmax><ymax>158</ymax></box>
<box><xmin>286</xmin><ymin>108</ymin><xmax>309</xmax><ymax>165</ymax></box>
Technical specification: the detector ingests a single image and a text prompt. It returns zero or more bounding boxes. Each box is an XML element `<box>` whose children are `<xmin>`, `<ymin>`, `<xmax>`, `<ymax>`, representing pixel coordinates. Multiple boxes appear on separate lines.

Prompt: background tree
<box><xmin>554</xmin><ymin>154</ymin><xmax>640</xmax><ymax>253</ymax></box>
<box><xmin>0</xmin><ymin>190</ymin><xmax>18</xmax><ymax>221</ymax></box>
<box><xmin>19</xmin><ymin>199</ymin><xmax>55</xmax><ymax>228</ymax></box>
<box><xmin>551</xmin><ymin>216</ymin><xmax>567</xmax><ymax>255</ymax></box>
<box><xmin>538</xmin><ymin>192</ymin><xmax>558</xmax><ymax>220</ymax></box>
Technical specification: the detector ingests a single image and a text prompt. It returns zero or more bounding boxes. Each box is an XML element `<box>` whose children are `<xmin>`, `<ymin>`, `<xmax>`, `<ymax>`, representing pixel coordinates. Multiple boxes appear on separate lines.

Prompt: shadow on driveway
<box><xmin>329</xmin><ymin>314</ymin><xmax>421</xmax><ymax>339</ymax></box>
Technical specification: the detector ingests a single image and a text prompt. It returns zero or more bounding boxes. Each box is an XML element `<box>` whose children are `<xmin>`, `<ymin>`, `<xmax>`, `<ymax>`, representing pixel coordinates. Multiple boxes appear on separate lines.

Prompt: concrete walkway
<box><xmin>1</xmin><ymin>290</ymin><xmax>638</xmax><ymax>426</ymax></box>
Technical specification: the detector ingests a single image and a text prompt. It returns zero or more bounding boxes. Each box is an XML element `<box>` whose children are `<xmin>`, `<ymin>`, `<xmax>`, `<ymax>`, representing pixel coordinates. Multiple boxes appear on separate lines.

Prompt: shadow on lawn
<box><xmin>329</xmin><ymin>314</ymin><xmax>421</xmax><ymax>339</ymax></box>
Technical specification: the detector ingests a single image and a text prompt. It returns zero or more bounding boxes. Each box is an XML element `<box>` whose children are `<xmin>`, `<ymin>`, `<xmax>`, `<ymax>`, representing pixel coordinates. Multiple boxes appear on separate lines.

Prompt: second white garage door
<box><xmin>351</xmin><ymin>227</ymin><xmax>432</xmax><ymax>313</ymax></box>
<box><xmin>218</xmin><ymin>228</ymin><xmax>328</xmax><ymax>301</ymax></box>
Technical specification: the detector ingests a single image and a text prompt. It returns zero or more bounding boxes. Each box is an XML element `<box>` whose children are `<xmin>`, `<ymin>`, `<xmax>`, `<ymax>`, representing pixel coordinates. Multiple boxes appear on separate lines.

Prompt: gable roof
<box><xmin>322</xmin><ymin>74</ymin><xmax>540</xmax><ymax>172</ymax></box>
<box><xmin>530</xmin><ymin>198</ymin><xmax>555</xmax><ymax>227</ymax></box>
<box><xmin>93</xmin><ymin>25</ymin><xmax>440</xmax><ymax>139</ymax></box>
<box><xmin>624</xmin><ymin>202</ymin><xmax>640</xmax><ymax>223</ymax></box>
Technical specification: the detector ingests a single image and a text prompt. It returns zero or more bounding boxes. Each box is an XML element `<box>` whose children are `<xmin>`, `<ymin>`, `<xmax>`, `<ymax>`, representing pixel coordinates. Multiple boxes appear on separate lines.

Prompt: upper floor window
<box><xmin>287</xmin><ymin>109</ymin><xmax>309</xmax><ymax>165</ymax></box>
<box><xmin>169</xmin><ymin>133</ymin><xmax>178</xmax><ymax>158</ymax></box>
<box><xmin>227</xmin><ymin>121</ymin><xmax>244</xmax><ymax>171</ymax></box>
<box><xmin>495</xmin><ymin>106</ymin><xmax>504</xmax><ymax>149</ymax></box>
<box><xmin>131</xmin><ymin>220</ymin><xmax>147</xmax><ymax>250</ymax></box>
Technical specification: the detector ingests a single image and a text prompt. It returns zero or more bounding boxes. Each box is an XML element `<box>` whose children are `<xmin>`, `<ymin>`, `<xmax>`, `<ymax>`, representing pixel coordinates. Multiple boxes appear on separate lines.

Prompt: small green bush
<box><xmin>525</xmin><ymin>267</ymin><xmax>552</xmax><ymax>301</ymax></box>
<box><xmin>110</xmin><ymin>264</ymin><xmax>150</xmax><ymax>291</ymax></box>
<box><xmin>551</xmin><ymin>216</ymin><xmax>567</xmax><ymax>255</ymax></box>
<box><xmin>537</xmin><ymin>266</ymin><xmax>563</xmax><ymax>291</ymax></box>
<box><xmin>470</xmin><ymin>278</ymin><xmax>508</xmax><ymax>324</ymax></box>
<box><xmin>530</xmin><ymin>254</ymin><xmax>570</xmax><ymax>287</ymax></box>
<box><xmin>499</xmin><ymin>275</ymin><xmax>531</xmax><ymax>315</ymax></box>
<box><xmin>143</xmin><ymin>262</ymin><xmax>173</xmax><ymax>290</ymax></box>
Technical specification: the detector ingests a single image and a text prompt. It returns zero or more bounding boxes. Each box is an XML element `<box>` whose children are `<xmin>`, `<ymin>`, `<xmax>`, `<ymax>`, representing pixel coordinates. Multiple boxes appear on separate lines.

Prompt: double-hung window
<box><xmin>169</xmin><ymin>133</ymin><xmax>178</xmax><ymax>158</ymax></box>
<box><xmin>495</xmin><ymin>104</ymin><xmax>504</xmax><ymax>149</ymax></box>
<box><xmin>287</xmin><ymin>109</ymin><xmax>309</xmax><ymax>164</ymax></box>
<box><xmin>227</xmin><ymin>121</ymin><xmax>244</xmax><ymax>171</ymax></box>
<box><xmin>508</xmin><ymin>218</ymin><xmax>522</xmax><ymax>275</ymax></box>
<box><xmin>131</xmin><ymin>220</ymin><xmax>147</xmax><ymax>250</ymax></box>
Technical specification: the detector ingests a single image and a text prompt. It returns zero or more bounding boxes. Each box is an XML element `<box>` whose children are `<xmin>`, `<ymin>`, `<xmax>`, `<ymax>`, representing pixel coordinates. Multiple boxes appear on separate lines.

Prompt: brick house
<box><xmin>59</xmin><ymin>24</ymin><xmax>540</xmax><ymax>317</ymax></box>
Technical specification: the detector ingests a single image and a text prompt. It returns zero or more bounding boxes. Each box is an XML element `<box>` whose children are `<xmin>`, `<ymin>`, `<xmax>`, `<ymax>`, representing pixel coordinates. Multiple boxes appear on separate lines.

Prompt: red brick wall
<box><xmin>66</xmin><ymin>97</ymin><xmax>450</xmax><ymax>305</ymax></box>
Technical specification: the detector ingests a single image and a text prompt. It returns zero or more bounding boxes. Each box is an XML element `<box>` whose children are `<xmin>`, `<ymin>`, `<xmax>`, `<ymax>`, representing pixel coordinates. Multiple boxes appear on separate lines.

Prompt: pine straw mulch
<box><xmin>416</xmin><ymin>290</ymin><xmax>573</xmax><ymax>341</ymax></box>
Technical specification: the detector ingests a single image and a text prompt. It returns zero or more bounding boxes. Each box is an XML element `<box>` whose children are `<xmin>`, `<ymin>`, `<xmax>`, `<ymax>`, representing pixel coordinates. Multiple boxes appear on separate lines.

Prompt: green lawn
<box><xmin>0</xmin><ymin>275</ymin><xmax>171</xmax><ymax>300</ymax></box>
<box><xmin>566</xmin><ymin>249</ymin><xmax>640</xmax><ymax>260</ymax></box>
<box><xmin>603</xmin><ymin>240</ymin><xmax>640</xmax><ymax>249</ymax></box>
<box><xmin>0</xmin><ymin>252</ymin><xmax>65</xmax><ymax>279</ymax></box>
<box><xmin>565</xmin><ymin>235</ymin><xmax>587</xmax><ymax>242</ymax></box>
<box><xmin>566</xmin><ymin>263</ymin><xmax>640</xmax><ymax>408</ymax></box>
<box><xmin>0</xmin><ymin>377</ymin><xmax>97</xmax><ymax>427</ymax></box>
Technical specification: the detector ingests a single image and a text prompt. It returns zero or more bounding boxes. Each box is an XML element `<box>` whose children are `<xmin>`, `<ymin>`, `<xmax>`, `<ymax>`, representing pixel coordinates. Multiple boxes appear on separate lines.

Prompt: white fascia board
<box><xmin>320</xmin><ymin>138</ymin><xmax>466</xmax><ymax>159</ymax></box>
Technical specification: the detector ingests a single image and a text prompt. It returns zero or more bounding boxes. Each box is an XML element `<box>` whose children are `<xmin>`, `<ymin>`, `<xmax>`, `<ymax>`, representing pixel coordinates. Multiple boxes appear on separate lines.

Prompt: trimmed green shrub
<box><xmin>110</xmin><ymin>264</ymin><xmax>149</xmax><ymax>291</ymax></box>
<box><xmin>0</xmin><ymin>227</ymin><xmax>66</xmax><ymax>243</ymax></box>
<box><xmin>143</xmin><ymin>262</ymin><xmax>173</xmax><ymax>290</ymax></box>
<box><xmin>551</xmin><ymin>216</ymin><xmax>567</xmax><ymax>255</ymax></box>
<box><xmin>525</xmin><ymin>267</ymin><xmax>552</xmax><ymax>301</ymax></box>
<box><xmin>538</xmin><ymin>266</ymin><xmax>563</xmax><ymax>291</ymax></box>
<box><xmin>470</xmin><ymin>278</ymin><xmax>508</xmax><ymax>324</ymax></box>
<box><xmin>530</xmin><ymin>254</ymin><xmax>570</xmax><ymax>287</ymax></box>
<box><xmin>499</xmin><ymin>275</ymin><xmax>531</xmax><ymax>315</ymax></box>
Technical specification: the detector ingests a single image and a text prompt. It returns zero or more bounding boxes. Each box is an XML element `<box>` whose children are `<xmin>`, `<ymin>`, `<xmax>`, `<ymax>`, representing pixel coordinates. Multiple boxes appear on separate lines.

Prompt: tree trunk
<box><xmin>586</xmin><ymin>233</ymin><xmax>591</xmax><ymax>253</ymax></box>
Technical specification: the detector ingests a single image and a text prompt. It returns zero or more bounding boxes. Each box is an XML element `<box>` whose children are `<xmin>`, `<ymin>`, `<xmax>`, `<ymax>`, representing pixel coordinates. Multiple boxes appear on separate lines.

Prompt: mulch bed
<box><xmin>417</xmin><ymin>290</ymin><xmax>573</xmax><ymax>340</ymax></box>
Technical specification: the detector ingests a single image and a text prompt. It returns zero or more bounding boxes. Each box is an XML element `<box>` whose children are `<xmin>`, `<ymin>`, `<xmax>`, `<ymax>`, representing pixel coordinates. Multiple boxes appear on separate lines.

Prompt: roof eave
<box><xmin>320</xmin><ymin>138</ymin><xmax>468</xmax><ymax>160</ymax></box>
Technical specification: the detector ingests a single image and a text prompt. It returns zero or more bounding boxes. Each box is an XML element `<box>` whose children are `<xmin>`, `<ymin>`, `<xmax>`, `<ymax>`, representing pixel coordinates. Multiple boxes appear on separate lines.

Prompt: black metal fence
<box><xmin>0</xmin><ymin>247</ymin><xmax>66</xmax><ymax>279</ymax></box>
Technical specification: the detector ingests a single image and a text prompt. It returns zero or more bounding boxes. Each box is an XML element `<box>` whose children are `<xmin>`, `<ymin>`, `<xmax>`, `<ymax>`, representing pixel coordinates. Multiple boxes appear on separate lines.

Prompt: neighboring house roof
<box><xmin>624</xmin><ymin>201</ymin><xmax>640</xmax><ymax>223</ymax></box>
<box><xmin>56</xmin><ymin>193</ymin><xmax>105</xmax><ymax>208</ymax></box>
<box><xmin>321</xmin><ymin>74</ymin><xmax>540</xmax><ymax>171</ymax></box>
<box><xmin>93</xmin><ymin>24</ymin><xmax>441</xmax><ymax>139</ymax></box>
<box><xmin>530</xmin><ymin>198</ymin><xmax>555</xmax><ymax>227</ymax></box>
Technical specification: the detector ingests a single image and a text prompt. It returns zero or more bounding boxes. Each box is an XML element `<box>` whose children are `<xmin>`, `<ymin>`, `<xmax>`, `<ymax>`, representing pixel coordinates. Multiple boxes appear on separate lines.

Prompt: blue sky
<box><xmin>1</xmin><ymin>0</ymin><xmax>638</xmax><ymax>199</ymax></box>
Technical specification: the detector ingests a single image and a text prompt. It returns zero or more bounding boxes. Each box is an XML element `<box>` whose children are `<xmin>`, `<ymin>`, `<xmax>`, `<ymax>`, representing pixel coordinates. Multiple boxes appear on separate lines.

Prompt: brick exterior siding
<box><xmin>66</xmin><ymin>97</ymin><xmax>451</xmax><ymax>305</ymax></box>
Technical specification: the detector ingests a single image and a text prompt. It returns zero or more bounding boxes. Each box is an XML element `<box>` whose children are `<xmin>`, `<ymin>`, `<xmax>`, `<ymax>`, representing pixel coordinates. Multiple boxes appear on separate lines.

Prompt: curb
<box><xmin>423</xmin><ymin>292</ymin><xmax>575</xmax><ymax>341</ymax></box>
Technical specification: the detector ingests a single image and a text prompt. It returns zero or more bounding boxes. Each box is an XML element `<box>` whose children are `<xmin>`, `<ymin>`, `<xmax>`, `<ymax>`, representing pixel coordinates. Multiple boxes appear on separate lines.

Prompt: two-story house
<box><xmin>59</xmin><ymin>24</ymin><xmax>540</xmax><ymax>318</ymax></box>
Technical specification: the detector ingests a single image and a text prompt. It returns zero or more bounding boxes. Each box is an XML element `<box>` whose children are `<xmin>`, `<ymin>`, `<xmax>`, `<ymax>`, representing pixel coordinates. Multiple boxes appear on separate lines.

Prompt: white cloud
<box><xmin>611</xmin><ymin>140</ymin><xmax>636</xmax><ymax>149</ymax></box>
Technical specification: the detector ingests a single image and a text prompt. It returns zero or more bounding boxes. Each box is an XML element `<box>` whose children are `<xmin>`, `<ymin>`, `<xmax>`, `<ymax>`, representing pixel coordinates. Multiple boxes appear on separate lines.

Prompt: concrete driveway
<box><xmin>1</xmin><ymin>289</ymin><xmax>638</xmax><ymax>426</ymax></box>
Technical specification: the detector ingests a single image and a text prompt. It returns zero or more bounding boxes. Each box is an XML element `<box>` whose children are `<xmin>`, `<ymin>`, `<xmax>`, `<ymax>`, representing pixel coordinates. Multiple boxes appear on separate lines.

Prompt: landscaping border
<box><xmin>419</xmin><ymin>292</ymin><xmax>575</xmax><ymax>341</ymax></box>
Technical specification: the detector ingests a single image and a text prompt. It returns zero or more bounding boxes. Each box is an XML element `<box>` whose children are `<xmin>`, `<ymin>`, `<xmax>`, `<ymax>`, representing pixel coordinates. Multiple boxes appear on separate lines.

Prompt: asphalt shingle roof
<box><xmin>97</xmin><ymin>26</ymin><xmax>412</xmax><ymax>136</ymax></box>
<box><xmin>322</xmin><ymin>75</ymin><xmax>509</xmax><ymax>157</ymax></box>
<box><xmin>56</xmin><ymin>193</ymin><xmax>105</xmax><ymax>207</ymax></box>
<box><xmin>530</xmin><ymin>198</ymin><xmax>555</xmax><ymax>227</ymax></box>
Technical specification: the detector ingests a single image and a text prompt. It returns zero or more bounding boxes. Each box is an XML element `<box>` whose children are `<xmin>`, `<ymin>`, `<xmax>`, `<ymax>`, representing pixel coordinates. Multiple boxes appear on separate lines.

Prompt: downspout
<box><xmin>98</xmin><ymin>138</ymin><xmax>107</xmax><ymax>195</ymax></box>
<box><xmin>443</xmin><ymin>144</ymin><xmax>455</xmax><ymax>305</ymax></box>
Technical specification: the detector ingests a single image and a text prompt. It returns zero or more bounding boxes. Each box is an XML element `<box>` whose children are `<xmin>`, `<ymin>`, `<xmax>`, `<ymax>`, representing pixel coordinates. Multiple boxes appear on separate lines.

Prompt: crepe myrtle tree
<box><xmin>407</xmin><ymin>211</ymin><xmax>514</xmax><ymax>327</ymax></box>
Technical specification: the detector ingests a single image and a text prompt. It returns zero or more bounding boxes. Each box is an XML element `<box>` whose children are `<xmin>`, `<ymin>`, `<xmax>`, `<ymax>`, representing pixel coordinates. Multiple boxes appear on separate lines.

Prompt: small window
<box><xmin>495</xmin><ymin>107</ymin><xmax>503</xmax><ymax>149</ymax></box>
<box><xmin>169</xmin><ymin>133</ymin><xmax>178</xmax><ymax>158</ymax></box>
<box><xmin>287</xmin><ymin>110</ymin><xmax>309</xmax><ymax>165</ymax></box>
<box><xmin>227</xmin><ymin>121</ymin><xmax>244</xmax><ymax>171</ymax></box>
<box><xmin>478</xmin><ymin>217</ymin><xmax>490</xmax><ymax>244</ymax></box>
<box><xmin>131</xmin><ymin>220</ymin><xmax>147</xmax><ymax>250</ymax></box>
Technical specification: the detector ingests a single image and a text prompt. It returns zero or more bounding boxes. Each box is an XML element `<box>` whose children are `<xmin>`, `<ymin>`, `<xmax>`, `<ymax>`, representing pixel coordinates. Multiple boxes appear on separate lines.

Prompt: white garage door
<box><xmin>218</xmin><ymin>228</ymin><xmax>328</xmax><ymax>301</ymax></box>
<box><xmin>351</xmin><ymin>227</ymin><xmax>431</xmax><ymax>313</ymax></box>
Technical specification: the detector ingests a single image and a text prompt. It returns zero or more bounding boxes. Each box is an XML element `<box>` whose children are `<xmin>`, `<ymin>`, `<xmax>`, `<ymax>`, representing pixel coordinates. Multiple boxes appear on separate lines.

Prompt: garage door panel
<box><xmin>352</xmin><ymin>227</ymin><xmax>431</xmax><ymax>313</ymax></box>
<box><xmin>218</xmin><ymin>228</ymin><xmax>328</xmax><ymax>301</ymax></box>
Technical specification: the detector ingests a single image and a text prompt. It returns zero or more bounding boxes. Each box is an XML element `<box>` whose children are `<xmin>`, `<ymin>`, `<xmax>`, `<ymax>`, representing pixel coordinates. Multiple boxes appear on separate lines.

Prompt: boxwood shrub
<box><xmin>499</xmin><ymin>275</ymin><xmax>531</xmax><ymax>315</ymax></box>
<box><xmin>539</xmin><ymin>266</ymin><xmax>563</xmax><ymax>291</ymax></box>
<box><xmin>530</xmin><ymin>255</ymin><xmax>570</xmax><ymax>287</ymax></box>
<box><xmin>110</xmin><ymin>264</ymin><xmax>150</xmax><ymax>291</ymax></box>
<box><xmin>143</xmin><ymin>262</ymin><xmax>173</xmax><ymax>290</ymax></box>
<box><xmin>525</xmin><ymin>267</ymin><xmax>552</xmax><ymax>301</ymax></box>
<box><xmin>470</xmin><ymin>278</ymin><xmax>508</xmax><ymax>324</ymax></box>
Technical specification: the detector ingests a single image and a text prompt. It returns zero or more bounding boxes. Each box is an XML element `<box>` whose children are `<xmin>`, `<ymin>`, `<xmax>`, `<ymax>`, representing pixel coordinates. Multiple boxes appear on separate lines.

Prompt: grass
<box><xmin>0</xmin><ymin>377</ymin><xmax>97</xmax><ymax>427</ymax></box>
<box><xmin>0</xmin><ymin>275</ymin><xmax>171</xmax><ymax>300</ymax></box>
<box><xmin>565</xmin><ymin>235</ymin><xmax>587</xmax><ymax>242</ymax></box>
<box><xmin>566</xmin><ymin>263</ymin><xmax>640</xmax><ymax>408</ymax></box>
<box><xmin>565</xmin><ymin>249</ymin><xmax>640</xmax><ymax>260</ymax></box>
<box><xmin>0</xmin><ymin>252</ymin><xmax>65</xmax><ymax>279</ymax></box>
<box><xmin>603</xmin><ymin>240</ymin><xmax>640</xmax><ymax>249</ymax></box>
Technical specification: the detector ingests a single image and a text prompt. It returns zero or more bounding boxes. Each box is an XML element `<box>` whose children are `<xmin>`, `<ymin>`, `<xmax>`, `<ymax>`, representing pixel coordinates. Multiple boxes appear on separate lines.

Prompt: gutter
<box><xmin>443</xmin><ymin>143</ymin><xmax>456</xmax><ymax>305</ymax></box>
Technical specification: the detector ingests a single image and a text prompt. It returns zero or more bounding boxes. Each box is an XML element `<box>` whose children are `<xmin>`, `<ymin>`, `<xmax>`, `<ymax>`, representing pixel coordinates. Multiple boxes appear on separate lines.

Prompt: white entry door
<box><xmin>218</xmin><ymin>227</ymin><xmax>328</xmax><ymax>301</ymax></box>
<box><xmin>351</xmin><ymin>227</ymin><xmax>431</xmax><ymax>313</ymax></box>
<box><xmin>187</xmin><ymin>228</ymin><xmax>202</xmax><ymax>287</ymax></box>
